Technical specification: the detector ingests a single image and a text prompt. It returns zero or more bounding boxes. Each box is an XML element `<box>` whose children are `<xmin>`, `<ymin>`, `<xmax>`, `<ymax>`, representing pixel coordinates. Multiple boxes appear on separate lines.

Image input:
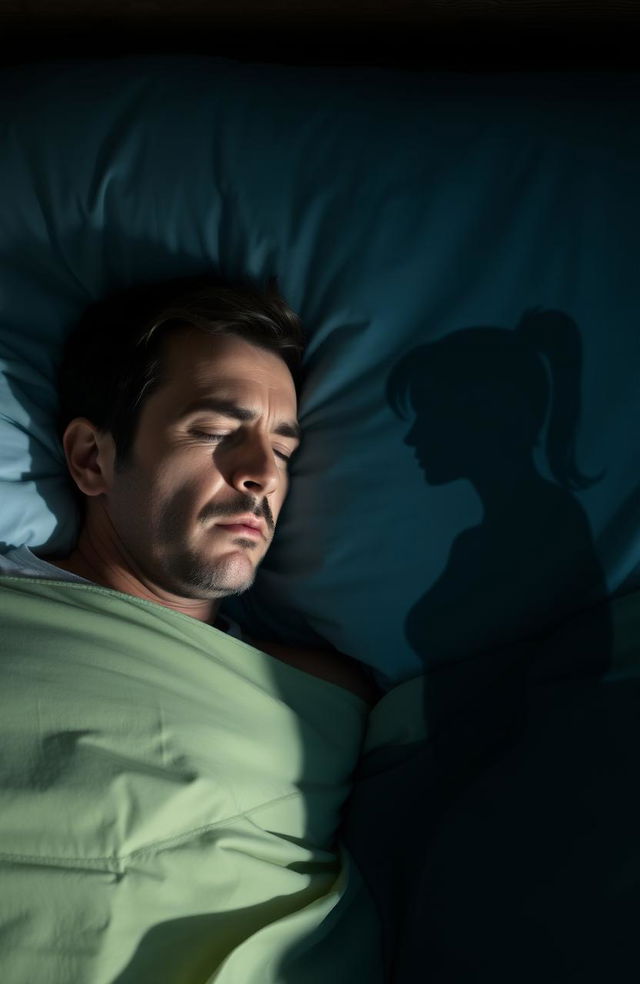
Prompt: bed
<box><xmin>1</xmin><ymin>3</ymin><xmax>640</xmax><ymax>981</ymax></box>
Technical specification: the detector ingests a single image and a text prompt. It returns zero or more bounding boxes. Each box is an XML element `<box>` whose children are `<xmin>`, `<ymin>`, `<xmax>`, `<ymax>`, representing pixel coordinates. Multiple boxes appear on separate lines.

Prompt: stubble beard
<box><xmin>171</xmin><ymin>538</ymin><xmax>260</xmax><ymax>598</ymax></box>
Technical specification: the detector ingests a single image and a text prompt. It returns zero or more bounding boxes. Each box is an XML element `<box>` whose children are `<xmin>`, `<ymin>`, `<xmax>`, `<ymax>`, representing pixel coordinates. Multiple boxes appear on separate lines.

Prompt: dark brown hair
<box><xmin>56</xmin><ymin>273</ymin><xmax>305</xmax><ymax>476</ymax></box>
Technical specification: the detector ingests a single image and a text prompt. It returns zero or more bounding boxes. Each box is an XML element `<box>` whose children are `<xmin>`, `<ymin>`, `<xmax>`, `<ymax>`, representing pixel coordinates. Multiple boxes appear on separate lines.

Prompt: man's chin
<box><xmin>214</xmin><ymin>563</ymin><xmax>257</xmax><ymax>597</ymax></box>
<box><xmin>166</xmin><ymin>546</ymin><xmax>259</xmax><ymax>599</ymax></box>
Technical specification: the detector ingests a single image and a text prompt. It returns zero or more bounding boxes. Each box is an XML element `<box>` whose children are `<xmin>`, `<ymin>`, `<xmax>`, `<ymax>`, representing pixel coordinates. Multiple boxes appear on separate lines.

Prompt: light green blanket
<box><xmin>0</xmin><ymin>575</ymin><xmax>396</xmax><ymax>983</ymax></box>
<box><xmin>5</xmin><ymin>574</ymin><xmax>634</xmax><ymax>981</ymax></box>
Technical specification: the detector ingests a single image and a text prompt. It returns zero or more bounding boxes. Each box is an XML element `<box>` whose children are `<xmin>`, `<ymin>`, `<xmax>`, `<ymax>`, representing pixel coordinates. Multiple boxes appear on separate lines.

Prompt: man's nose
<box><xmin>228</xmin><ymin>436</ymin><xmax>280</xmax><ymax>497</ymax></box>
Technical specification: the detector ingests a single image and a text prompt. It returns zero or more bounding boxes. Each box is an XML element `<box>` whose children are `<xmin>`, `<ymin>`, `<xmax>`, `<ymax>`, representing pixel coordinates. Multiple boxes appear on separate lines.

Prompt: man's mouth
<box><xmin>216</xmin><ymin>519</ymin><xmax>266</xmax><ymax>540</ymax></box>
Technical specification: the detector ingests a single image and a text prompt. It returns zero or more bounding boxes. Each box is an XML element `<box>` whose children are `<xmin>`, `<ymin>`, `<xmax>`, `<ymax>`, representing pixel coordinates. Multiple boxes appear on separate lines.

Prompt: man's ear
<box><xmin>62</xmin><ymin>418</ymin><xmax>115</xmax><ymax>499</ymax></box>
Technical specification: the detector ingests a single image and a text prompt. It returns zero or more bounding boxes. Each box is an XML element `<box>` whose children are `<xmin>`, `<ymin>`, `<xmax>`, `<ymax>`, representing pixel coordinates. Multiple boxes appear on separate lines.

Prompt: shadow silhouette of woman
<box><xmin>387</xmin><ymin>307</ymin><xmax>610</xmax><ymax>792</ymax></box>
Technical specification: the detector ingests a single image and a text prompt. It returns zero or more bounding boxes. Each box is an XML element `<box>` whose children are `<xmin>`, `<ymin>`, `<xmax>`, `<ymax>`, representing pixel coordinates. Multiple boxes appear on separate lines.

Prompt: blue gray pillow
<box><xmin>1</xmin><ymin>55</ymin><xmax>639</xmax><ymax>688</ymax></box>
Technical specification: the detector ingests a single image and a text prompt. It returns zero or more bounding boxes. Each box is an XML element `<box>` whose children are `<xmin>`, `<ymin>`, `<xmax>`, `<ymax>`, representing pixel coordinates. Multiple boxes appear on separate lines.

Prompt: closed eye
<box><xmin>192</xmin><ymin>431</ymin><xmax>292</xmax><ymax>463</ymax></box>
<box><xmin>193</xmin><ymin>431</ymin><xmax>226</xmax><ymax>443</ymax></box>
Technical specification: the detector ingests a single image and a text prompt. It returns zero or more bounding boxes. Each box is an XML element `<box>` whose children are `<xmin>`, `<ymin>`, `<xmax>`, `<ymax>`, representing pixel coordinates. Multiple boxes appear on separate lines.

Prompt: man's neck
<box><xmin>40</xmin><ymin>546</ymin><xmax>221</xmax><ymax>626</ymax></box>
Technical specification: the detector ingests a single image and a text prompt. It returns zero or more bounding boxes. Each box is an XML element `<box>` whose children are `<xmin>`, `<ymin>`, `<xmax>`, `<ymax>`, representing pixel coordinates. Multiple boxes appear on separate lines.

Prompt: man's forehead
<box><xmin>170</xmin><ymin>332</ymin><xmax>294</xmax><ymax>388</ymax></box>
<box><xmin>169</xmin><ymin>328</ymin><xmax>288</xmax><ymax>372</ymax></box>
<box><xmin>158</xmin><ymin>331</ymin><xmax>298</xmax><ymax>428</ymax></box>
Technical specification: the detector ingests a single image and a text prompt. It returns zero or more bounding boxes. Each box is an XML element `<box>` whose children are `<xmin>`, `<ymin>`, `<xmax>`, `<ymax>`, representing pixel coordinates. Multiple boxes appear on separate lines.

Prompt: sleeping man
<box><xmin>0</xmin><ymin>275</ymin><xmax>384</xmax><ymax>983</ymax></box>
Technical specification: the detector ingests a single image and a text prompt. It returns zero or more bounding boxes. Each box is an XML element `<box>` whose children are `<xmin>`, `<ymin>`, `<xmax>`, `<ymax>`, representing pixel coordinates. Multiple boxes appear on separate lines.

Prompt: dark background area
<box><xmin>1</xmin><ymin>1</ymin><xmax>639</xmax><ymax>71</ymax></box>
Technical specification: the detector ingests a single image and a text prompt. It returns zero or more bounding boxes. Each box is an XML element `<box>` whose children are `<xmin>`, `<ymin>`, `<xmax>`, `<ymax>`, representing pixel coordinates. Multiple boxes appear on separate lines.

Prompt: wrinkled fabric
<box><xmin>0</xmin><ymin>575</ymin><xmax>382</xmax><ymax>983</ymax></box>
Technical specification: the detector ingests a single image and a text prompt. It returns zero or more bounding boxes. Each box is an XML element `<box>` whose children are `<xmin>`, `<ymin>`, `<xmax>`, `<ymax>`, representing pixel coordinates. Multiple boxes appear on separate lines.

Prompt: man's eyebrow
<box><xmin>178</xmin><ymin>398</ymin><xmax>301</xmax><ymax>441</ymax></box>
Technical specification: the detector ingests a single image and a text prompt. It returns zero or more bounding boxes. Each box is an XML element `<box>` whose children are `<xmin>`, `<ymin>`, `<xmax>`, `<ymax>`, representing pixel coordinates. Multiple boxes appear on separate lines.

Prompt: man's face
<box><xmin>102</xmin><ymin>330</ymin><xmax>300</xmax><ymax>600</ymax></box>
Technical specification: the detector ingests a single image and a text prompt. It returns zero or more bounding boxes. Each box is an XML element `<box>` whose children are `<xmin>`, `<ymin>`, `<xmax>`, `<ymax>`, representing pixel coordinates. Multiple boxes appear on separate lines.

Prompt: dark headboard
<box><xmin>1</xmin><ymin>0</ymin><xmax>638</xmax><ymax>70</ymax></box>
